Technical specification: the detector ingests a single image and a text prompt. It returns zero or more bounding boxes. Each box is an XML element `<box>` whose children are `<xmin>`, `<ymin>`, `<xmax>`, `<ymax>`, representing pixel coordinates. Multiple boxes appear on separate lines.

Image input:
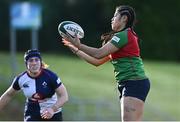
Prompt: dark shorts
<box><xmin>118</xmin><ymin>79</ymin><xmax>150</xmax><ymax>102</ymax></box>
<box><xmin>25</xmin><ymin>111</ymin><xmax>63</xmax><ymax>121</ymax></box>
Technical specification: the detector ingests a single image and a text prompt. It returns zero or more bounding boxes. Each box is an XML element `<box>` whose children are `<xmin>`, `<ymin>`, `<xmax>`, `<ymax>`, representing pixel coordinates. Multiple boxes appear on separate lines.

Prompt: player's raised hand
<box><xmin>62</xmin><ymin>32</ymin><xmax>81</xmax><ymax>49</ymax></box>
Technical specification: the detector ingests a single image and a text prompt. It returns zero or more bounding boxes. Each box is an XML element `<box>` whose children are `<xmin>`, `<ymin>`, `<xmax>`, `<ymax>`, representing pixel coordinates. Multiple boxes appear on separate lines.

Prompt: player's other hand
<box><xmin>62</xmin><ymin>39</ymin><xmax>79</xmax><ymax>54</ymax></box>
<box><xmin>41</xmin><ymin>108</ymin><xmax>54</xmax><ymax>119</ymax></box>
<box><xmin>62</xmin><ymin>32</ymin><xmax>81</xmax><ymax>49</ymax></box>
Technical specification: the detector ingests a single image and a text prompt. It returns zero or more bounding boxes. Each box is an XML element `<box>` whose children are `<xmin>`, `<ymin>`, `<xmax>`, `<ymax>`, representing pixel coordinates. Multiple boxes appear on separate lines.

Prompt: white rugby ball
<box><xmin>58</xmin><ymin>21</ymin><xmax>84</xmax><ymax>39</ymax></box>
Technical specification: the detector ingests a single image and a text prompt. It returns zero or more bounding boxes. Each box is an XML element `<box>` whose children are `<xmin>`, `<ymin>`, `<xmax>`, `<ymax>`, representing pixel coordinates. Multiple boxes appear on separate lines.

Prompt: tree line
<box><xmin>0</xmin><ymin>0</ymin><xmax>180</xmax><ymax>61</ymax></box>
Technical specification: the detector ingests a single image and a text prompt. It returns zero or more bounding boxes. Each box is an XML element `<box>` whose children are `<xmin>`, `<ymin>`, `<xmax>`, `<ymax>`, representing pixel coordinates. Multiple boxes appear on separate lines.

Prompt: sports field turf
<box><xmin>0</xmin><ymin>52</ymin><xmax>179</xmax><ymax>120</ymax></box>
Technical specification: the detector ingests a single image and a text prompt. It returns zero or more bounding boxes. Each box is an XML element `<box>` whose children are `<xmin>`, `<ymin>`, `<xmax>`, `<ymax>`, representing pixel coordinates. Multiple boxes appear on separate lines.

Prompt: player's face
<box><xmin>111</xmin><ymin>10</ymin><xmax>128</xmax><ymax>32</ymax></box>
<box><xmin>27</xmin><ymin>57</ymin><xmax>41</xmax><ymax>74</ymax></box>
<box><xmin>111</xmin><ymin>10</ymin><xmax>121</xmax><ymax>31</ymax></box>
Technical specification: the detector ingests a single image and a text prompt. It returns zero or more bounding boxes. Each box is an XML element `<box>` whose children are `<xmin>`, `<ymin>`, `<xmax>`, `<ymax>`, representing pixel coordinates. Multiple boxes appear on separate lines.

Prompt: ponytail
<box><xmin>100</xmin><ymin>31</ymin><xmax>115</xmax><ymax>45</ymax></box>
<box><xmin>42</xmin><ymin>61</ymin><xmax>49</xmax><ymax>69</ymax></box>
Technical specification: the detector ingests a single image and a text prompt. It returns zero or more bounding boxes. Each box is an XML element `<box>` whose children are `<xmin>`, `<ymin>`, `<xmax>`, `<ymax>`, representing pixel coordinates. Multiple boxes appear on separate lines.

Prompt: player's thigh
<box><xmin>121</xmin><ymin>96</ymin><xmax>144</xmax><ymax>120</ymax></box>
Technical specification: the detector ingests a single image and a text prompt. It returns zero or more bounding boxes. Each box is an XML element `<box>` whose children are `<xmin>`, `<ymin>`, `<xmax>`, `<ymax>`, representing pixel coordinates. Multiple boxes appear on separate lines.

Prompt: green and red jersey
<box><xmin>110</xmin><ymin>28</ymin><xmax>147</xmax><ymax>82</ymax></box>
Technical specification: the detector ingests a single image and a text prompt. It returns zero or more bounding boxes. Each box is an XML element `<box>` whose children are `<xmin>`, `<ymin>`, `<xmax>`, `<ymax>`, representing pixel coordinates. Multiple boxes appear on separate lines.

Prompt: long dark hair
<box><xmin>101</xmin><ymin>5</ymin><xmax>136</xmax><ymax>45</ymax></box>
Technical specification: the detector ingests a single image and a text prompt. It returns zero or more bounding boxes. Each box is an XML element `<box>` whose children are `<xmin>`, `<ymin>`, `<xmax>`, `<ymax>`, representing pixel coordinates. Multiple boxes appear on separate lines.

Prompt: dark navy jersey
<box><xmin>11</xmin><ymin>68</ymin><xmax>62</xmax><ymax>120</ymax></box>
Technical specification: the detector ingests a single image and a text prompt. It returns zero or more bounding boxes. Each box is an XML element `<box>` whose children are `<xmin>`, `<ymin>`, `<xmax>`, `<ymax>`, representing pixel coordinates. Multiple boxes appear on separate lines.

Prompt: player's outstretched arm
<box><xmin>62</xmin><ymin>39</ymin><xmax>110</xmax><ymax>66</ymax></box>
<box><xmin>0</xmin><ymin>86</ymin><xmax>18</xmax><ymax>111</ymax></box>
<box><xmin>76</xmin><ymin>50</ymin><xmax>110</xmax><ymax>66</ymax></box>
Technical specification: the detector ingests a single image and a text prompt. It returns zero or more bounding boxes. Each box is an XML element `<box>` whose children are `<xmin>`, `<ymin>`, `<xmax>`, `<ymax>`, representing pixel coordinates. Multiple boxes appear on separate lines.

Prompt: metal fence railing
<box><xmin>63</xmin><ymin>96</ymin><xmax>120</xmax><ymax>121</ymax></box>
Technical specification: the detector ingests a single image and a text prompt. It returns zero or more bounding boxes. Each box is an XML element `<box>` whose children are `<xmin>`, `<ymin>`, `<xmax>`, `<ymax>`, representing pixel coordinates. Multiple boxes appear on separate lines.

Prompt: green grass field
<box><xmin>0</xmin><ymin>52</ymin><xmax>180</xmax><ymax>120</ymax></box>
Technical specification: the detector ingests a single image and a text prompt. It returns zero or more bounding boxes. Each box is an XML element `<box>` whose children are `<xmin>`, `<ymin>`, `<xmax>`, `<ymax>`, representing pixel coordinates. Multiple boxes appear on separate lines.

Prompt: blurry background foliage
<box><xmin>0</xmin><ymin>0</ymin><xmax>180</xmax><ymax>61</ymax></box>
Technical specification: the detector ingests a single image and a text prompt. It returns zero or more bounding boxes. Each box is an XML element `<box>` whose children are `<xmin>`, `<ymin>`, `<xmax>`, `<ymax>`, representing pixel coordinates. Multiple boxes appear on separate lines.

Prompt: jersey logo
<box><xmin>112</xmin><ymin>36</ymin><xmax>120</xmax><ymax>43</ymax></box>
<box><xmin>111</xmin><ymin>60</ymin><xmax>118</xmax><ymax>64</ymax></box>
<box><xmin>42</xmin><ymin>81</ymin><xmax>47</xmax><ymax>88</ymax></box>
<box><xmin>23</xmin><ymin>82</ymin><xmax>29</xmax><ymax>88</ymax></box>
